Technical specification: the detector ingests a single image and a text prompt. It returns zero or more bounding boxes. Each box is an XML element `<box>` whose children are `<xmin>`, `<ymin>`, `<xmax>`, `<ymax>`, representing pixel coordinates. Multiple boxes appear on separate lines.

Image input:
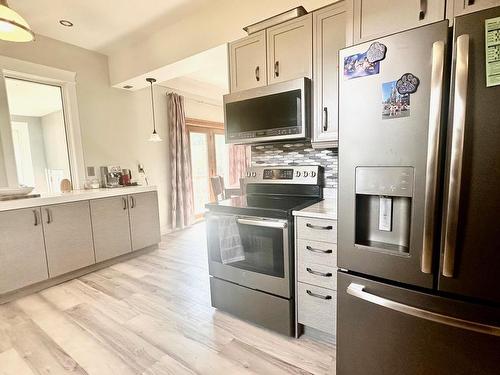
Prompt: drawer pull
<box><xmin>306</xmin><ymin>223</ymin><xmax>333</xmax><ymax>230</ymax></box>
<box><xmin>306</xmin><ymin>267</ymin><xmax>332</xmax><ymax>277</ymax></box>
<box><xmin>306</xmin><ymin>245</ymin><xmax>333</xmax><ymax>254</ymax></box>
<box><xmin>306</xmin><ymin>290</ymin><xmax>332</xmax><ymax>300</ymax></box>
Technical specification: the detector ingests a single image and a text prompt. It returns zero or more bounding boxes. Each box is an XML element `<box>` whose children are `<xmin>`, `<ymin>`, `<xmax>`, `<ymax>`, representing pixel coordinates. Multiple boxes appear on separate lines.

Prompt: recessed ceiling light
<box><xmin>59</xmin><ymin>20</ymin><xmax>73</xmax><ymax>27</ymax></box>
<box><xmin>123</xmin><ymin>85</ymin><xmax>133</xmax><ymax>89</ymax></box>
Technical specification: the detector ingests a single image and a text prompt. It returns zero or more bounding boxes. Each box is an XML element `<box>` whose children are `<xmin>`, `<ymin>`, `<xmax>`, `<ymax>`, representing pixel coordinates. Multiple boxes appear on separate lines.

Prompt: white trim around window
<box><xmin>0</xmin><ymin>56</ymin><xmax>85</xmax><ymax>189</ymax></box>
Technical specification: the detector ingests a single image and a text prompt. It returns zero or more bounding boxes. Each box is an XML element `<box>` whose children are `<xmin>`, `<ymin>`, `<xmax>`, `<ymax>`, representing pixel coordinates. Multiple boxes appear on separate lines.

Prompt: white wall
<box><xmin>41</xmin><ymin>110</ymin><xmax>71</xmax><ymax>179</ymax></box>
<box><xmin>10</xmin><ymin>115</ymin><xmax>48</xmax><ymax>192</ymax></box>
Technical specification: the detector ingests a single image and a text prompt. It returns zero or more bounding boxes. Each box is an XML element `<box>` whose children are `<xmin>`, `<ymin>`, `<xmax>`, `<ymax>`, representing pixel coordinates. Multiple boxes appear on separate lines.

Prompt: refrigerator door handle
<box><xmin>443</xmin><ymin>34</ymin><xmax>470</xmax><ymax>278</ymax></box>
<box><xmin>421</xmin><ymin>40</ymin><xmax>446</xmax><ymax>274</ymax></box>
<box><xmin>347</xmin><ymin>283</ymin><xmax>500</xmax><ymax>337</ymax></box>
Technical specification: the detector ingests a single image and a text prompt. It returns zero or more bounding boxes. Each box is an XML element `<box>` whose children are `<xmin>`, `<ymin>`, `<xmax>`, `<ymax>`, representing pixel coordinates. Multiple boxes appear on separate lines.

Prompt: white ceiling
<box><xmin>5</xmin><ymin>78</ymin><xmax>63</xmax><ymax>117</ymax></box>
<box><xmin>9</xmin><ymin>0</ymin><xmax>213</xmax><ymax>52</ymax></box>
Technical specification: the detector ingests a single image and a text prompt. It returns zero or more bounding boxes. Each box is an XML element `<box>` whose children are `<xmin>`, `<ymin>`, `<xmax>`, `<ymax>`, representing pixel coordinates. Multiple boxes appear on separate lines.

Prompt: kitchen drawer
<box><xmin>298</xmin><ymin>282</ymin><xmax>336</xmax><ymax>335</ymax></box>
<box><xmin>296</xmin><ymin>217</ymin><xmax>337</xmax><ymax>243</ymax></box>
<box><xmin>297</xmin><ymin>239</ymin><xmax>337</xmax><ymax>268</ymax></box>
<box><xmin>298</xmin><ymin>261</ymin><xmax>336</xmax><ymax>290</ymax></box>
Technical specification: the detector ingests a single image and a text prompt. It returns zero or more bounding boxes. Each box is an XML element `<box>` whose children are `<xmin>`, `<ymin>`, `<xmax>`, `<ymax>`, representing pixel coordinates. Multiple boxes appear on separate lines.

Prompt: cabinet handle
<box><xmin>255</xmin><ymin>66</ymin><xmax>260</xmax><ymax>81</ymax></box>
<box><xmin>130</xmin><ymin>196</ymin><xmax>136</xmax><ymax>208</ymax></box>
<box><xmin>45</xmin><ymin>208</ymin><xmax>52</xmax><ymax>224</ymax></box>
<box><xmin>122</xmin><ymin>197</ymin><xmax>128</xmax><ymax>210</ymax></box>
<box><xmin>306</xmin><ymin>290</ymin><xmax>332</xmax><ymax>300</ymax></box>
<box><xmin>306</xmin><ymin>223</ymin><xmax>333</xmax><ymax>230</ymax></box>
<box><xmin>33</xmin><ymin>210</ymin><xmax>39</xmax><ymax>226</ymax></box>
<box><xmin>274</xmin><ymin>61</ymin><xmax>279</xmax><ymax>77</ymax></box>
<box><xmin>467</xmin><ymin>0</ymin><xmax>475</xmax><ymax>5</ymax></box>
<box><xmin>419</xmin><ymin>0</ymin><xmax>427</xmax><ymax>20</ymax></box>
<box><xmin>306</xmin><ymin>267</ymin><xmax>332</xmax><ymax>277</ymax></box>
<box><xmin>306</xmin><ymin>245</ymin><xmax>333</xmax><ymax>254</ymax></box>
<box><xmin>323</xmin><ymin>107</ymin><xmax>328</xmax><ymax>131</ymax></box>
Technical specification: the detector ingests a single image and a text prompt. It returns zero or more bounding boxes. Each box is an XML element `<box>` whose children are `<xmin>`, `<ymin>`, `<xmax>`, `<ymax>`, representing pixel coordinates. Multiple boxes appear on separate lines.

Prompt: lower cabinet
<box><xmin>0</xmin><ymin>208</ymin><xmax>48</xmax><ymax>294</ymax></box>
<box><xmin>295</xmin><ymin>215</ymin><xmax>338</xmax><ymax>338</ymax></box>
<box><xmin>128</xmin><ymin>191</ymin><xmax>161</xmax><ymax>251</ymax></box>
<box><xmin>0</xmin><ymin>190</ymin><xmax>161</xmax><ymax>298</ymax></box>
<box><xmin>42</xmin><ymin>201</ymin><xmax>96</xmax><ymax>277</ymax></box>
<box><xmin>91</xmin><ymin>196</ymin><xmax>132</xmax><ymax>262</ymax></box>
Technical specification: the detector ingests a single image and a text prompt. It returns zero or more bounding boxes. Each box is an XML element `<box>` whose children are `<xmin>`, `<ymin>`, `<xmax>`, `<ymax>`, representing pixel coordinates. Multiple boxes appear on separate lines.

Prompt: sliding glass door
<box><xmin>187</xmin><ymin>119</ymin><xmax>228</xmax><ymax>218</ymax></box>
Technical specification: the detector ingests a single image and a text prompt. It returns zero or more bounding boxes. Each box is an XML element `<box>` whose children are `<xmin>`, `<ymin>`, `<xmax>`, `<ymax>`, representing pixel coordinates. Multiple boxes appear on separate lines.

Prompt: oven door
<box><xmin>207</xmin><ymin>214</ymin><xmax>291</xmax><ymax>298</ymax></box>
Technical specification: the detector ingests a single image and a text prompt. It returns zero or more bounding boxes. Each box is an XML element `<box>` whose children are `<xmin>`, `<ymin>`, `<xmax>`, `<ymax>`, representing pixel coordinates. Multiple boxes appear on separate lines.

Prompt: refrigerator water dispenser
<box><xmin>355</xmin><ymin>167</ymin><xmax>414</xmax><ymax>254</ymax></box>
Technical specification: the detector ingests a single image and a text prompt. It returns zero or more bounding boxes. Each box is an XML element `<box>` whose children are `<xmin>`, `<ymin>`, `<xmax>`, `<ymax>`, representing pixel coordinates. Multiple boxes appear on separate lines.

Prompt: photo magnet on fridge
<box><xmin>382</xmin><ymin>80</ymin><xmax>410</xmax><ymax>120</ymax></box>
<box><xmin>396</xmin><ymin>73</ymin><xmax>420</xmax><ymax>94</ymax></box>
<box><xmin>343</xmin><ymin>52</ymin><xmax>380</xmax><ymax>79</ymax></box>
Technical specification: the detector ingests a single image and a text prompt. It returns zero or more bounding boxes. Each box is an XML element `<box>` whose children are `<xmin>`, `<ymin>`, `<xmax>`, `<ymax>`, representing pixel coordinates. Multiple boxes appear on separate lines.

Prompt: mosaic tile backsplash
<box><xmin>251</xmin><ymin>142</ymin><xmax>338</xmax><ymax>188</ymax></box>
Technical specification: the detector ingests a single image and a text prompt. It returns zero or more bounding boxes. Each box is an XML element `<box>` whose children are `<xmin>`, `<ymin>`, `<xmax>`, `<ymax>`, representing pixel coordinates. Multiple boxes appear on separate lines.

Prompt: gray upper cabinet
<box><xmin>349</xmin><ymin>0</ymin><xmax>446</xmax><ymax>44</ymax></box>
<box><xmin>128</xmin><ymin>191</ymin><xmax>161</xmax><ymax>251</ymax></box>
<box><xmin>42</xmin><ymin>201</ymin><xmax>95</xmax><ymax>277</ymax></box>
<box><xmin>449</xmin><ymin>0</ymin><xmax>500</xmax><ymax>17</ymax></box>
<box><xmin>90</xmin><ymin>196</ymin><xmax>132</xmax><ymax>263</ymax></box>
<box><xmin>229</xmin><ymin>30</ymin><xmax>267</xmax><ymax>92</ymax></box>
<box><xmin>312</xmin><ymin>2</ymin><xmax>346</xmax><ymax>148</ymax></box>
<box><xmin>267</xmin><ymin>14</ymin><xmax>313</xmax><ymax>84</ymax></box>
<box><xmin>0</xmin><ymin>208</ymin><xmax>48</xmax><ymax>294</ymax></box>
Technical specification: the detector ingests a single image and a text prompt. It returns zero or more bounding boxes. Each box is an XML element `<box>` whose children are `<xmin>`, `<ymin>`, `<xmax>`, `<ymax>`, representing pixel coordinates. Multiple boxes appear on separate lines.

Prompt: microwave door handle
<box><xmin>237</xmin><ymin>218</ymin><xmax>287</xmax><ymax>229</ymax></box>
<box><xmin>421</xmin><ymin>40</ymin><xmax>445</xmax><ymax>274</ymax></box>
<box><xmin>347</xmin><ymin>283</ymin><xmax>500</xmax><ymax>337</ymax></box>
<box><xmin>443</xmin><ymin>34</ymin><xmax>470</xmax><ymax>278</ymax></box>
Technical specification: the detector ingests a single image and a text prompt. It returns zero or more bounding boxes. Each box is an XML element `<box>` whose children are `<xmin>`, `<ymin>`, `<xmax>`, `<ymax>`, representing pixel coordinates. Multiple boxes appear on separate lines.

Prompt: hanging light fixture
<box><xmin>0</xmin><ymin>0</ymin><xmax>34</xmax><ymax>42</ymax></box>
<box><xmin>146</xmin><ymin>78</ymin><xmax>162</xmax><ymax>142</ymax></box>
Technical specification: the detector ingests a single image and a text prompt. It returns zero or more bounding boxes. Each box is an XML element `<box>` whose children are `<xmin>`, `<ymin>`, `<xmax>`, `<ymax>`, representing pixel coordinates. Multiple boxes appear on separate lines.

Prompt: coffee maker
<box><xmin>100</xmin><ymin>166</ymin><xmax>122</xmax><ymax>188</ymax></box>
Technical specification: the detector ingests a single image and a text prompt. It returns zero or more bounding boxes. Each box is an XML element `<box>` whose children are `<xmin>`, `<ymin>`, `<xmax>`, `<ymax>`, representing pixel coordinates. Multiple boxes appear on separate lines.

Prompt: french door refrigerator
<box><xmin>338</xmin><ymin>7</ymin><xmax>500</xmax><ymax>375</ymax></box>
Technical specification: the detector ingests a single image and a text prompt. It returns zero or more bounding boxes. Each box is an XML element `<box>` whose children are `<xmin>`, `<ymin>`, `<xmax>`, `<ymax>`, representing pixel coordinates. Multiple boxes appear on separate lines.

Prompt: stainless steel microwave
<box><xmin>223</xmin><ymin>77</ymin><xmax>311</xmax><ymax>144</ymax></box>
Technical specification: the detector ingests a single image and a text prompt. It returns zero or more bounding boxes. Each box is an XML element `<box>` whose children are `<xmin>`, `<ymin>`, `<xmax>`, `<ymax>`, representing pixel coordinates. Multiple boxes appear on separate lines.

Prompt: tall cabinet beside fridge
<box><xmin>337</xmin><ymin>8</ymin><xmax>500</xmax><ymax>375</ymax></box>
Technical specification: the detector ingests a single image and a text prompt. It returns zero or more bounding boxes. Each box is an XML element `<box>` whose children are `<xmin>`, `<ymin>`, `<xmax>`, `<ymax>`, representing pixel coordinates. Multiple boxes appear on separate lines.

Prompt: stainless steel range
<box><xmin>205</xmin><ymin>166</ymin><xmax>324</xmax><ymax>336</ymax></box>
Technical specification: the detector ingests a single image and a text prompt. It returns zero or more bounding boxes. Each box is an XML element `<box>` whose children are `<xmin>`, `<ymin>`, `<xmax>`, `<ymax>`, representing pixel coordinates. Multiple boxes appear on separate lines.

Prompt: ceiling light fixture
<box><xmin>146</xmin><ymin>78</ymin><xmax>162</xmax><ymax>142</ymax></box>
<box><xmin>0</xmin><ymin>0</ymin><xmax>34</xmax><ymax>42</ymax></box>
<box><xmin>59</xmin><ymin>19</ymin><xmax>73</xmax><ymax>27</ymax></box>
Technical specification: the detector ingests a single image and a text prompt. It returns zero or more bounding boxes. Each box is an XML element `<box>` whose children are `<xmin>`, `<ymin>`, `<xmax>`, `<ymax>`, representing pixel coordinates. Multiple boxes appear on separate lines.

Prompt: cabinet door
<box><xmin>351</xmin><ymin>0</ymin><xmax>445</xmax><ymax>43</ymax></box>
<box><xmin>0</xmin><ymin>208</ymin><xmax>48</xmax><ymax>294</ymax></box>
<box><xmin>42</xmin><ymin>201</ymin><xmax>95</xmax><ymax>277</ymax></box>
<box><xmin>128</xmin><ymin>191</ymin><xmax>161</xmax><ymax>251</ymax></box>
<box><xmin>90</xmin><ymin>196</ymin><xmax>132</xmax><ymax>263</ymax></box>
<box><xmin>312</xmin><ymin>3</ymin><xmax>346</xmax><ymax>147</ymax></box>
<box><xmin>452</xmin><ymin>0</ymin><xmax>500</xmax><ymax>17</ymax></box>
<box><xmin>229</xmin><ymin>30</ymin><xmax>267</xmax><ymax>92</ymax></box>
<box><xmin>267</xmin><ymin>14</ymin><xmax>313</xmax><ymax>84</ymax></box>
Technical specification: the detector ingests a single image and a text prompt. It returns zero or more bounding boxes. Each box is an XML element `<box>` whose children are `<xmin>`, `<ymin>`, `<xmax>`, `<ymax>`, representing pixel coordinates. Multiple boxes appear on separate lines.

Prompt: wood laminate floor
<box><xmin>0</xmin><ymin>222</ymin><xmax>335</xmax><ymax>374</ymax></box>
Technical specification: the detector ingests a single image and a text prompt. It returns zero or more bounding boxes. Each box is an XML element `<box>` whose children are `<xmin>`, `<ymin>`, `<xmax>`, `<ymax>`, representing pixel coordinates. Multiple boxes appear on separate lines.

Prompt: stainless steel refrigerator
<box><xmin>338</xmin><ymin>7</ymin><xmax>500</xmax><ymax>375</ymax></box>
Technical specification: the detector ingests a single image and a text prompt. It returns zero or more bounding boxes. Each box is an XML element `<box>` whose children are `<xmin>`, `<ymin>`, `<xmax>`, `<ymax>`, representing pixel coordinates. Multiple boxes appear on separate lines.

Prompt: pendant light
<box><xmin>146</xmin><ymin>78</ymin><xmax>162</xmax><ymax>142</ymax></box>
<box><xmin>0</xmin><ymin>0</ymin><xmax>34</xmax><ymax>42</ymax></box>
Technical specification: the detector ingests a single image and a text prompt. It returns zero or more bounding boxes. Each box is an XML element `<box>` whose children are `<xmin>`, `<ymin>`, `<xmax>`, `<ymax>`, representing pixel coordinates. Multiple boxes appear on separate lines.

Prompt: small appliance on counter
<box><xmin>205</xmin><ymin>165</ymin><xmax>324</xmax><ymax>336</ymax></box>
<box><xmin>100</xmin><ymin>165</ymin><xmax>122</xmax><ymax>188</ymax></box>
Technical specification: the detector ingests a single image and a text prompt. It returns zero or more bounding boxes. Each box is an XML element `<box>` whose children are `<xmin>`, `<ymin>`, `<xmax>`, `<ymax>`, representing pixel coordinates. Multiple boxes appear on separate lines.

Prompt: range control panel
<box><xmin>245</xmin><ymin>166</ymin><xmax>324</xmax><ymax>185</ymax></box>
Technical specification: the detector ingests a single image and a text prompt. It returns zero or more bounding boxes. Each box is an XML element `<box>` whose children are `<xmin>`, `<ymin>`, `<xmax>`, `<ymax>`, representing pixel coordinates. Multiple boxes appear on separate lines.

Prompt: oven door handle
<box><xmin>236</xmin><ymin>218</ymin><xmax>287</xmax><ymax>229</ymax></box>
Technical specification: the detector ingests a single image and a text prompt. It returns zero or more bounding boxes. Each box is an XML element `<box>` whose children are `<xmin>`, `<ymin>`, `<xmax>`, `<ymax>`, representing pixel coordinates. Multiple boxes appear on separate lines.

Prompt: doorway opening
<box><xmin>4</xmin><ymin>77</ymin><xmax>72</xmax><ymax>193</ymax></box>
<box><xmin>187</xmin><ymin>118</ymin><xmax>229</xmax><ymax>219</ymax></box>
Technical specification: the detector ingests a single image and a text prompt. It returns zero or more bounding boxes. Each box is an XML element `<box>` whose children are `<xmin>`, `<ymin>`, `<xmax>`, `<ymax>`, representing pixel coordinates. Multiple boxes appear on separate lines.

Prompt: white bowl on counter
<box><xmin>0</xmin><ymin>186</ymin><xmax>34</xmax><ymax>196</ymax></box>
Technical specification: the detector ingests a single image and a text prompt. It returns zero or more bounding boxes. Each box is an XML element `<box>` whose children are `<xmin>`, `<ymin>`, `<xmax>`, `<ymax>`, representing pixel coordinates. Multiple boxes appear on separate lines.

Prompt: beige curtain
<box><xmin>168</xmin><ymin>93</ymin><xmax>194</xmax><ymax>230</ymax></box>
<box><xmin>228</xmin><ymin>144</ymin><xmax>251</xmax><ymax>187</ymax></box>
